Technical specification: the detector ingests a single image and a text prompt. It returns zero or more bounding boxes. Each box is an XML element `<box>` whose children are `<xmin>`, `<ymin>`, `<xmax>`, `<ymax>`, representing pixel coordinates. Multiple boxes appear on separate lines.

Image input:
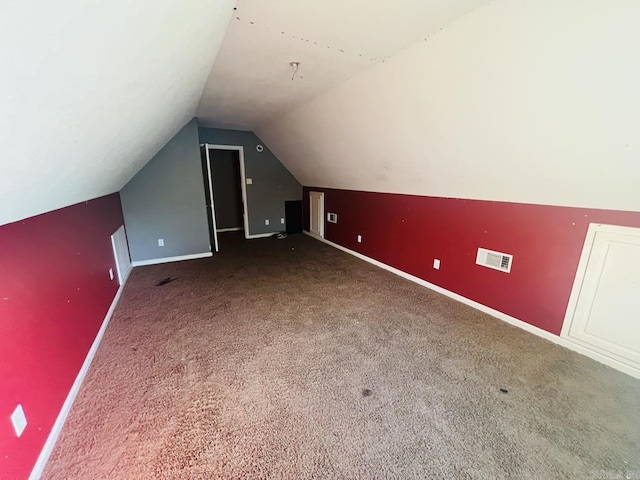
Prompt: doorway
<box><xmin>562</xmin><ymin>224</ymin><xmax>640</xmax><ymax>376</ymax></box>
<box><xmin>309</xmin><ymin>191</ymin><xmax>325</xmax><ymax>238</ymax></box>
<box><xmin>200</xmin><ymin>144</ymin><xmax>249</xmax><ymax>252</ymax></box>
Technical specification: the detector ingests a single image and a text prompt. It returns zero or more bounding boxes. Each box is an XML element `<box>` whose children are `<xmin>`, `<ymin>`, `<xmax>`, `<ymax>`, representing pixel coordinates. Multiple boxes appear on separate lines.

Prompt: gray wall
<box><xmin>198</xmin><ymin>127</ymin><xmax>302</xmax><ymax>236</ymax></box>
<box><xmin>121</xmin><ymin>118</ymin><xmax>210</xmax><ymax>262</ymax></box>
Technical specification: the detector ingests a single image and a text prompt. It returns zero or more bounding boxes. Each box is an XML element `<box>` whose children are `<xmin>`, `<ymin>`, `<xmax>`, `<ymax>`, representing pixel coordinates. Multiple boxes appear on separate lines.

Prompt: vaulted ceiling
<box><xmin>2</xmin><ymin>0</ymin><xmax>496</xmax><ymax>227</ymax></box>
<box><xmin>4</xmin><ymin>0</ymin><xmax>638</xmax><ymax>226</ymax></box>
<box><xmin>0</xmin><ymin>0</ymin><xmax>234</xmax><ymax>226</ymax></box>
<box><xmin>197</xmin><ymin>0</ymin><xmax>491</xmax><ymax>129</ymax></box>
<box><xmin>257</xmin><ymin>0</ymin><xmax>640</xmax><ymax>212</ymax></box>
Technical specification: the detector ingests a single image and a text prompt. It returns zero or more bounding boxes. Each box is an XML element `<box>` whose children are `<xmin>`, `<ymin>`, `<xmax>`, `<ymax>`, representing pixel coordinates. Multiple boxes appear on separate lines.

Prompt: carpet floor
<box><xmin>42</xmin><ymin>233</ymin><xmax>640</xmax><ymax>479</ymax></box>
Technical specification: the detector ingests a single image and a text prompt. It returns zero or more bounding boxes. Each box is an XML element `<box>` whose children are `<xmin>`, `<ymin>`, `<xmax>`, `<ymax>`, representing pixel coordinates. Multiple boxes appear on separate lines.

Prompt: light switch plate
<box><xmin>265</xmin><ymin>219</ymin><xmax>269</xmax><ymax>225</ymax></box>
<box><xmin>246</xmin><ymin>178</ymin><xmax>253</xmax><ymax>185</ymax></box>
<box><xmin>158</xmin><ymin>239</ymin><xmax>164</xmax><ymax>247</ymax></box>
<box><xmin>109</xmin><ymin>268</ymin><xmax>114</xmax><ymax>280</ymax></box>
<box><xmin>280</xmin><ymin>218</ymin><xmax>285</xmax><ymax>224</ymax></box>
<box><xmin>11</xmin><ymin>404</ymin><xmax>27</xmax><ymax>437</ymax></box>
<box><xmin>433</xmin><ymin>259</ymin><xmax>441</xmax><ymax>270</ymax></box>
<box><xmin>357</xmin><ymin>235</ymin><xmax>362</xmax><ymax>243</ymax></box>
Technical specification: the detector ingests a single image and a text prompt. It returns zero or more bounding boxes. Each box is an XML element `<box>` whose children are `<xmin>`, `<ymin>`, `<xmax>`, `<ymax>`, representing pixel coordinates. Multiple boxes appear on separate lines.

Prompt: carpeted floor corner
<box><xmin>42</xmin><ymin>233</ymin><xmax>640</xmax><ymax>479</ymax></box>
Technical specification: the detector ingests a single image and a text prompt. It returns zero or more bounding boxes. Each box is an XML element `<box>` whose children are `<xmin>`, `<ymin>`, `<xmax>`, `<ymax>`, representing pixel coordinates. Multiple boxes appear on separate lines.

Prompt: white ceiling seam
<box><xmin>228</xmin><ymin>15</ymin><xmax>384</xmax><ymax>63</ymax></box>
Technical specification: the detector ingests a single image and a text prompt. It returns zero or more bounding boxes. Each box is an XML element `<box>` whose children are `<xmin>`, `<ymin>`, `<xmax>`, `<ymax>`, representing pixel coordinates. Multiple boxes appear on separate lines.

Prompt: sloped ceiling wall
<box><xmin>198</xmin><ymin>0</ymin><xmax>490</xmax><ymax>130</ymax></box>
<box><xmin>0</xmin><ymin>0</ymin><xmax>235</xmax><ymax>226</ymax></box>
<box><xmin>258</xmin><ymin>0</ymin><xmax>640</xmax><ymax>212</ymax></box>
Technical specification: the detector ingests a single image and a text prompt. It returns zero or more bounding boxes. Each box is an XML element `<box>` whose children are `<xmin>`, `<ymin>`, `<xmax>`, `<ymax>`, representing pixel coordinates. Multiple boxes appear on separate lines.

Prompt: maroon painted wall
<box><xmin>0</xmin><ymin>193</ymin><xmax>124</xmax><ymax>480</ymax></box>
<box><xmin>303</xmin><ymin>187</ymin><xmax>640</xmax><ymax>335</ymax></box>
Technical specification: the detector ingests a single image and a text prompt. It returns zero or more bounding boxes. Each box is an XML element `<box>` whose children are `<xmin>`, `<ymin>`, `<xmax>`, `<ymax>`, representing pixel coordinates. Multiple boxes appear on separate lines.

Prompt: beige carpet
<box><xmin>43</xmin><ymin>233</ymin><xmax>640</xmax><ymax>479</ymax></box>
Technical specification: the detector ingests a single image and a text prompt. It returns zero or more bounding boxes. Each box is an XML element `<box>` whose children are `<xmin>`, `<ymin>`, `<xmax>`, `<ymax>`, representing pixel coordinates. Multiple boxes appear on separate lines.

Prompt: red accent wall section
<box><xmin>303</xmin><ymin>187</ymin><xmax>640</xmax><ymax>336</ymax></box>
<box><xmin>0</xmin><ymin>193</ymin><xmax>124</xmax><ymax>480</ymax></box>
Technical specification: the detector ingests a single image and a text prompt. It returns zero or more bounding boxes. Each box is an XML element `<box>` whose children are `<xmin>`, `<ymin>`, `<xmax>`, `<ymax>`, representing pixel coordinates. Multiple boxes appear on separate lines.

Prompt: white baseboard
<box><xmin>304</xmin><ymin>232</ymin><xmax>640</xmax><ymax>379</ymax></box>
<box><xmin>29</xmin><ymin>277</ymin><xmax>128</xmax><ymax>480</ymax></box>
<box><xmin>246</xmin><ymin>232</ymin><xmax>279</xmax><ymax>239</ymax></box>
<box><xmin>217</xmin><ymin>227</ymin><xmax>243</xmax><ymax>233</ymax></box>
<box><xmin>131</xmin><ymin>252</ymin><xmax>212</xmax><ymax>267</ymax></box>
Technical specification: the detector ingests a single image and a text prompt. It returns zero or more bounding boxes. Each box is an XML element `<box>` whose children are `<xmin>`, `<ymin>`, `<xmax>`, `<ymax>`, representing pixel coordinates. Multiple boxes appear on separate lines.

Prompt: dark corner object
<box><xmin>156</xmin><ymin>277</ymin><xmax>180</xmax><ymax>286</ymax></box>
<box><xmin>285</xmin><ymin>200</ymin><xmax>303</xmax><ymax>234</ymax></box>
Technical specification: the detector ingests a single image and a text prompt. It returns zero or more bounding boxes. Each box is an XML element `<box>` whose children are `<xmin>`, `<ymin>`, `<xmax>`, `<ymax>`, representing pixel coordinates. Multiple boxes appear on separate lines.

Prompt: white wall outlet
<box><xmin>11</xmin><ymin>404</ymin><xmax>27</xmax><ymax>437</ymax></box>
<box><xmin>433</xmin><ymin>259</ymin><xmax>441</xmax><ymax>270</ymax></box>
<box><xmin>246</xmin><ymin>178</ymin><xmax>253</xmax><ymax>185</ymax></box>
<box><xmin>265</xmin><ymin>219</ymin><xmax>269</xmax><ymax>226</ymax></box>
<box><xmin>281</xmin><ymin>217</ymin><xmax>285</xmax><ymax>224</ymax></box>
<box><xmin>109</xmin><ymin>268</ymin><xmax>114</xmax><ymax>280</ymax></box>
<box><xmin>357</xmin><ymin>235</ymin><xmax>362</xmax><ymax>243</ymax></box>
<box><xmin>158</xmin><ymin>239</ymin><xmax>164</xmax><ymax>247</ymax></box>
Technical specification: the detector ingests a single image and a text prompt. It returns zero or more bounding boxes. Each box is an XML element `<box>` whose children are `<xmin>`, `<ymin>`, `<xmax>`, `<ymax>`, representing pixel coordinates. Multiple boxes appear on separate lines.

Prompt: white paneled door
<box><xmin>309</xmin><ymin>191</ymin><xmax>325</xmax><ymax>238</ymax></box>
<box><xmin>111</xmin><ymin>225</ymin><xmax>132</xmax><ymax>286</ymax></box>
<box><xmin>563</xmin><ymin>224</ymin><xmax>640</xmax><ymax>373</ymax></box>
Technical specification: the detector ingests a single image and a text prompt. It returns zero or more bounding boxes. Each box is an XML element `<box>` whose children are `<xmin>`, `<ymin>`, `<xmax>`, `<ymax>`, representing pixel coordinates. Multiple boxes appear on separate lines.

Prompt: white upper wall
<box><xmin>0</xmin><ymin>0</ymin><xmax>234</xmax><ymax>226</ymax></box>
<box><xmin>258</xmin><ymin>0</ymin><xmax>640</xmax><ymax>212</ymax></box>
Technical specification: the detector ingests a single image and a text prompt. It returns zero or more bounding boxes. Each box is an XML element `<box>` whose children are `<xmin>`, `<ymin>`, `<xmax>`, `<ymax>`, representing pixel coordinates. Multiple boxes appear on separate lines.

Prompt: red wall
<box><xmin>303</xmin><ymin>187</ymin><xmax>640</xmax><ymax>335</ymax></box>
<box><xmin>0</xmin><ymin>193</ymin><xmax>124</xmax><ymax>480</ymax></box>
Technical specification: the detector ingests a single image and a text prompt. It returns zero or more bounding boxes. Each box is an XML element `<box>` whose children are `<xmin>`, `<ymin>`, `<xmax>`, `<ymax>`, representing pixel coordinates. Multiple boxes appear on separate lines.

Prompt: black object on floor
<box><xmin>156</xmin><ymin>277</ymin><xmax>180</xmax><ymax>286</ymax></box>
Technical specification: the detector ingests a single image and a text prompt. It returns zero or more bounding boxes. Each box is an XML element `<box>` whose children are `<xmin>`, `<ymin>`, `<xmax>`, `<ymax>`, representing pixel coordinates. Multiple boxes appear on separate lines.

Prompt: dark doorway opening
<box><xmin>201</xmin><ymin>147</ymin><xmax>245</xmax><ymax>253</ymax></box>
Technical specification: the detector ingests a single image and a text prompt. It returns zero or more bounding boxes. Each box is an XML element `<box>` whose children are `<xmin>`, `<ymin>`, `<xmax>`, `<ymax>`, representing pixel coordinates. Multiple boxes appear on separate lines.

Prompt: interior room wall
<box><xmin>0</xmin><ymin>193</ymin><xmax>124</xmax><ymax>479</ymax></box>
<box><xmin>0</xmin><ymin>0</ymin><xmax>234</xmax><ymax>227</ymax></box>
<box><xmin>120</xmin><ymin>119</ymin><xmax>211</xmax><ymax>263</ymax></box>
<box><xmin>259</xmin><ymin>0</ymin><xmax>640</xmax><ymax>213</ymax></box>
<box><xmin>258</xmin><ymin>1</ymin><xmax>640</xmax><ymax>337</ymax></box>
<box><xmin>198</xmin><ymin>127</ymin><xmax>302</xmax><ymax>236</ymax></box>
<box><xmin>303</xmin><ymin>187</ymin><xmax>640</xmax><ymax>336</ymax></box>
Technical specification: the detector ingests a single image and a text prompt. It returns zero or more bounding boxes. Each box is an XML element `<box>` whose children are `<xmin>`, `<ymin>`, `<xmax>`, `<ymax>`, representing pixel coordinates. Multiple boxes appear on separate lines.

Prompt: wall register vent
<box><xmin>327</xmin><ymin>212</ymin><xmax>338</xmax><ymax>223</ymax></box>
<box><xmin>476</xmin><ymin>248</ymin><xmax>513</xmax><ymax>273</ymax></box>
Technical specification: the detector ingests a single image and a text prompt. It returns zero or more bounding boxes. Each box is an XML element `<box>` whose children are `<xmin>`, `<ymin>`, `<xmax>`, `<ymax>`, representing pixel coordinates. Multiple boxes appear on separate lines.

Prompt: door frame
<box><xmin>201</xmin><ymin>143</ymin><xmax>250</xmax><ymax>242</ymax></box>
<box><xmin>309</xmin><ymin>191</ymin><xmax>325</xmax><ymax>239</ymax></box>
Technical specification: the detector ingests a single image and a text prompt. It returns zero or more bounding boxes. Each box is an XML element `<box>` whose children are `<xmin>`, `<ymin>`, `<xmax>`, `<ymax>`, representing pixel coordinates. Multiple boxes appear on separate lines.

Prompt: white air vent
<box><xmin>476</xmin><ymin>248</ymin><xmax>513</xmax><ymax>273</ymax></box>
<box><xmin>327</xmin><ymin>212</ymin><xmax>338</xmax><ymax>223</ymax></box>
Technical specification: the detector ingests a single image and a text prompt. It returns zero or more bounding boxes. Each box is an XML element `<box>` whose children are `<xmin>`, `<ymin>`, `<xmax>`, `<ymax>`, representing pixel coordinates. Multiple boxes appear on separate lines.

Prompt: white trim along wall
<box><xmin>29</xmin><ymin>274</ymin><xmax>131</xmax><ymax>479</ymax></box>
<box><xmin>131</xmin><ymin>252</ymin><xmax>212</xmax><ymax>267</ymax></box>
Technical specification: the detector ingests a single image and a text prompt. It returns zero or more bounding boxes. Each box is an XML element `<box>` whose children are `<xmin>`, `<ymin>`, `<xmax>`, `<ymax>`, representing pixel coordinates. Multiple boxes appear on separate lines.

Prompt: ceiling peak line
<box><xmin>231</xmin><ymin>16</ymin><xmax>380</xmax><ymax>63</ymax></box>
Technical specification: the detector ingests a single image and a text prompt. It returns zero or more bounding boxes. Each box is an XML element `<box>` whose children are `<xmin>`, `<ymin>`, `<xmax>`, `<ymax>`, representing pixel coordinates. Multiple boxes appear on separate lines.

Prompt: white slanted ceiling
<box><xmin>258</xmin><ymin>0</ymin><xmax>640</xmax><ymax>212</ymax></box>
<box><xmin>198</xmin><ymin>0</ymin><xmax>491</xmax><ymax>129</ymax></box>
<box><xmin>0</xmin><ymin>0</ymin><xmax>235</xmax><ymax>226</ymax></box>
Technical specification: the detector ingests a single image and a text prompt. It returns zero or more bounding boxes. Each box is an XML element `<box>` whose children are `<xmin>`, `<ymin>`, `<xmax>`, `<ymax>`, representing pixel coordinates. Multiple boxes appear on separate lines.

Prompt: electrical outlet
<box><xmin>11</xmin><ymin>404</ymin><xmax>27</xmax><ymax>437</ymax></box>
<box><xmin>265</xmin><ymin>219</ymin><xmax>269</xmax><ymax>226</ymax></box>
<box><xmin>281</xmin><ymin>218</ymin><xmax>285</xmax><ymax>224</ymax></box>
<box><xmin>109</xmin><ymin>268</ymin><xmax>114</xmax><ymax>280</ymax></box>
<box><xmin>433</xmin><ymin>259</ymin><xmax>441</xmax><ymax>270</ymax></box>
<box><xmin>246</xmin><ymin>178</ymin><xmax>253</xmax><ymax>185</ymax></box>
<box><xmin>357</xmin><ymin>235</ymin><xmax>362</xmax><ymax>243</ymax></box>
<box><xmin>158</xmin><ymin>239</ymin><xmax>164</xmax><ymax>247</ymax></box>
